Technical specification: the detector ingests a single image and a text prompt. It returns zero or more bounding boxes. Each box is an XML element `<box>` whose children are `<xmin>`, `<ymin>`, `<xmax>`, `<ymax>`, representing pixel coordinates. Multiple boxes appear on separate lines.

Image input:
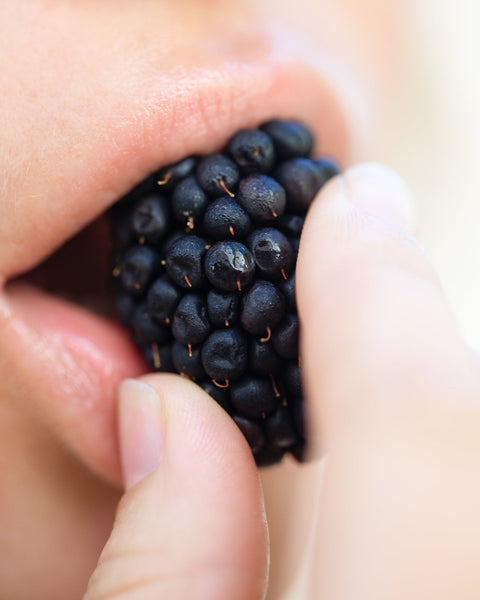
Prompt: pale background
<box><xmin>376</xmin><ymin>0</ymin><xmax>480</xmax><ymax>352</ymax></box>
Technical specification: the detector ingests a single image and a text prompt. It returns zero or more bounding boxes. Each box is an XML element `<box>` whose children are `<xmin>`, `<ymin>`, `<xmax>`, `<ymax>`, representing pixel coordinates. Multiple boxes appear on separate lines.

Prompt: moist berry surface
<box><xmin>110</xmin><ymin>119</ymin><xmax>340</xmax><ymax>466</ymax></box>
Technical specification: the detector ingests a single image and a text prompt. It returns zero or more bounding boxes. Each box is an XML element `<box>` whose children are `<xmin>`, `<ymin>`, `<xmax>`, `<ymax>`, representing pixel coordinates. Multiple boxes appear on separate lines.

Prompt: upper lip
<box><xmin>0</xmin><ymin>24</ymin><xmax>353</xmax><ymax>487</ymax></box>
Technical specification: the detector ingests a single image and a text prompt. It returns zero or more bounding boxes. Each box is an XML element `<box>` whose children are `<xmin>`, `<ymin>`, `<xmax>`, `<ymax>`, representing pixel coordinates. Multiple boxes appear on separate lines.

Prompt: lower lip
<box><xmin>2</xmin><ymin>282</ymin><xmax>147</xmax><ymax>485</ymax></box>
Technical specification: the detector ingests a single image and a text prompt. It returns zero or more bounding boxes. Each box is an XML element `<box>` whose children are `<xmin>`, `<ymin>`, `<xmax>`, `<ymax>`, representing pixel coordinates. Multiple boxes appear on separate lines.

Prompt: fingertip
<box><xmin>344</xmin><ymin>163</ymin><xmax>417</xmax><ymax>232</ymax></box>
<box><xmin>318</xmin><ymin>162</ymin><xmax>417</xmax><ymax>234</ymax></box>
<box><xmin>129</xmin><ymin>374</ymin><xmax>252</xmax><ymax>489</ymax></box>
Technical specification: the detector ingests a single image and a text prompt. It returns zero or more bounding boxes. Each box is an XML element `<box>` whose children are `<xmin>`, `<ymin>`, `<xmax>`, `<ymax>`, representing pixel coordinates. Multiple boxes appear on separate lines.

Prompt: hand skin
<box><xmin>2</xmin><ymin>2</ymin><xmax>479</xmax><ymax>600</ymax></box>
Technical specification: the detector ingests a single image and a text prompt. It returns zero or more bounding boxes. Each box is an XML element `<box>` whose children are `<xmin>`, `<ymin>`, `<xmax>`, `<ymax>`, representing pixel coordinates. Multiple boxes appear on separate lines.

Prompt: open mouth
<box><xmin>15</xmin><ymin>215</ymin><xmax>115</xmax><ymax>319</ymax></box>
<box><xmin>0</xmin><ymin>47</ymin><xmax>351</xmax><ymax>487</ymax></box>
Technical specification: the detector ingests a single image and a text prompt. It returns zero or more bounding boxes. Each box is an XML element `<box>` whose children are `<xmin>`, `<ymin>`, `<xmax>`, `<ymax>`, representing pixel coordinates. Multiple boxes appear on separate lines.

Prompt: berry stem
<box><xmin>219</xmin><ymin>179</ymin><xmax>235</xmax><ymax>198</ymax></box>
<box><xmin>157</xmin><ymin>172</ymin><xmax>172</xmax><ymax>185</ymax></box>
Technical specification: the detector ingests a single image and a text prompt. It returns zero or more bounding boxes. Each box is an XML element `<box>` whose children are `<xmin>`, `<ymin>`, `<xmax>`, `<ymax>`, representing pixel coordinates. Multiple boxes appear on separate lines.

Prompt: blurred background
<box><xmin>370</xmin><ymin>0</ymin><xmax>480</xmax><ymax>353</ymax></box>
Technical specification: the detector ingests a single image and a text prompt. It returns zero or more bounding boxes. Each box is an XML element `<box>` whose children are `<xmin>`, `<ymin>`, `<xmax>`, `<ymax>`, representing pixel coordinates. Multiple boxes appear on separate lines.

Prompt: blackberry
<box><xmin>279</xmin><ymin>272</ymin><xmax>296</xmax><ymax>311</ymax></box>
<box><xmin>201</xmin><ymin>328</ymin><xmax>248</xmax><ymax>382</ymax></box>
<box><xmin>230</xmin><ymin>376</ymin><xmax>277</xmax><ymax>419</ymax></box>
<box><xmin>237</xmin><ymin>174</ymin><xmax>286</xmax><ymax>222</ymax></box>
<box><xmin>247</xmin><ymin>228</ymin><xmax>294</xmax><ymax>280</ymax></box>
<box><xmin>283</xmin><ymin>361</ymin><xmax>302</xmax><ymax>397</ymax></box>
<box><xmin>146</xmin><ymin>275</ymin><xmax>181</xmax><ymax>325</ymax></box>
<box><xmin>314</xmin><ymin>157</ymin><xmax>341</xmax><ymax>186</ymax></box>
<box><xmin>165</xmin><ymin>235</ymin><xmax>207</xmax><ymax>290</ymax></box>
<box><xmin>226</xmin><ymin>129</ymin><xmax>275</xmax><ymax>174</ymax></box>
<box><xmin>272</xmin><ymin>313</ymin><xmax>299</xmax><ymax>359</ymax></box>
<box><xmin>196</xmin><ymin>154</ymin><xmax>240</xmax><ymax>197</ymax></box>
<box><xmin>131</xmin><ymin>193</ymin><xmax>170</xmax><ymax>244</ymax></box>
<box><xmin>155</xmin><ymin>156</ymin><xmax>197</xmax><ymax>190</ymax></box>
<box><xmin>132</xmin><ymin>304</ymin><xmax>170</xmax><ymax>345</ymax></box>
<box><xmin>171</xmin><ymin>175</ymin><xmax>208</xmax><ymax>230</ymax></box>
<box><xmin>203</xmin><ymin>197</ymin><xmax>251</xmax><ymax>240</ymax></box>
<box><xmin>275</xmin><ymin>157</ymin><xmax>325</xmax><ymax>212</ymax></box>
<box><xmin>207</xmin><ymin>290</ymin><xmax>241</xmax><ymax>328</ymax></box>
<box><xmin>260</xmin><ymin>119</ymin><xmax>314</xmax><ymax>159</ymax></box>
<box><xmin>240</xmin><ymin>280</ymin><xmax>285</xmax><ymax>336</ymax></box>
<box><xmin>172</xmin><ymin>294</ymin><xmax>211</xmax><ymax>346</ymax></box>
<box><xmin>249</xmin><ymin>338</ymin><xmax>282</xmax><ymax>376</ymax></box>
<box><xmin>172</xmin><ymin>341</ymin><xmax>206</xmax><ymax>380</ymax></box>
<box><xmin>109</xmin><ymin>118</ymin><xmax>340</xmax><ymax>467</ymax></box>
<box><xmin>265</xmin><ymin>405</ymin><xmax>300</xmax><ymax>449</ymax></box>
<box><xmin>119</xmin><ymin>245</ymin><xmax>160</xmax><ymax>296</ymax></box>
<box><xmin>204</xmin><ymin>241</ymin><xmax>255</xmax><ymax>292</ymax></box>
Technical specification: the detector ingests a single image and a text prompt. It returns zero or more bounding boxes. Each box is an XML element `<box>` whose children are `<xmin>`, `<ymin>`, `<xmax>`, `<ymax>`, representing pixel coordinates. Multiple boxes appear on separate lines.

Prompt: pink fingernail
<box><xmin>118</xmin><ymin>379</ymin><xmax>163</xmax><ymax>490</ymax></box>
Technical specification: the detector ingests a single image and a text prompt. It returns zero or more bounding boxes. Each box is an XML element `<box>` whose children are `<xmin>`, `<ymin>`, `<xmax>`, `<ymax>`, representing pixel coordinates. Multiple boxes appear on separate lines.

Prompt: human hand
<box><xmin>83</xmin><ymin>164</ymin><xmax>480</xmax><ymax>600</ymax></box>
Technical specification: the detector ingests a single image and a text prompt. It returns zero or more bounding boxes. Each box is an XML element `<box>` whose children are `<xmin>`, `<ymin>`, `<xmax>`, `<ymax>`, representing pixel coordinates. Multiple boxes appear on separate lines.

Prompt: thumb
<box><xmin>84</xmin><ymin>374</ymin><xmax>269</xmax><ymax>600</ymax></box>
<box><xmin>297</xmin><ymin>163</ymin><xmax>478</xmax><ymax>447</ymax></box>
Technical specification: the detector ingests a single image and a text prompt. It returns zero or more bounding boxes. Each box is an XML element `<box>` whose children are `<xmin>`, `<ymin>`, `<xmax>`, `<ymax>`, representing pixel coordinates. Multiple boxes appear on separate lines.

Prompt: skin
<box><xmin>1</xmin><ymin>1</ymin><xmax>480</xmax><ymax>599</ymax></box>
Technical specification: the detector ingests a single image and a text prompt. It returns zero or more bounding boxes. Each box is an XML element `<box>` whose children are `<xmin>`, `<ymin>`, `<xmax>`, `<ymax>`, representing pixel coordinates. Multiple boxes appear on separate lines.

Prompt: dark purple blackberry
<box><xmin>237</xmin><ymin>174</ymin><xmax>286</xmax><ymax>223</ymax></box>
<box><xmin>279</xmin><ymin>272</ymin><xmax>296</xmax><ymax>311</ymax></box>
<box><xmin>260</xmin><ymin>119</ymin><xmax>314</xmax><ymax>159</ymax></box>
<box><xmin>203</xmin><ymin>197</ymin><xmax>251</xmax><ymax>240</ymax></box>
<box><xmin>132</xmin><ymin>304</ymin><xmax>170</xmax><ymax>345</ymax></box>
<box><xmin>165</xmin><ymin>235</ymin><xmax>207</xmax><ymax>290</ymax></box>
<box><xmin>131</xmin><ymin>193</ymin><xmax>170</xmax><ymax>244</ymax></box>
<box><xmin>314</xmin><ymin>157</ymin><xmax>341</xmax><ymax>186</ymax></box>
<box><xmin>155</xmin><ymin>156</ymin><xmax>197</xmax><ymax>190</ymax></box>
<box><xmin>113</xmin><ymin>286</ymin><xmax>136</xmax><ymax>327</ymax></box>
<box><xmin>146</xmin><ymin>275</ymin><xmax>181</xmax><ymax>325</ymax></box>
<box><xmin>196</xmin><ymin>154</ymin><xmax>240</xmax><ymax>197</ymax></box>
<box><xmin>207</xmin><ymin>290</ymin><xmax>241</xmax><ymax>328</ymax></box>
<box><xmin>201</xmin><ymin>328</ymin><xmax>248</xmax><ymax>382</ymax></box>
<box><xmin>172</xmin><ymin>294</ymin><xmax>211</xmax><ymax>346</ymax></box>
<box><xmin>247</xmin><ymin>228</ymin><xmax>294</xmax><ymax>280</ymax></box>
<box><xmin>272</xmin><ymin>314</ymin><xmax>299</xmax><ymax>359</ymax></box>
<box><xmin>249</xmin><ymin>338</ymin><xmax>282</xmax><ymax>376</ymax></box>
<box><xmin>109</xmin><ymin>118</ymin><xmax>340</xmax><ymax>467</ymax></box>
<box><xmin>289</xmin><ymin>237</ymin><xmax>301</xmax><ymax>260</ymax></box>
<box><xmin>204</xmin><ymin>241</ymin><xmax>255</xmax><ymax>292</ymax></box>
<box><xmin>171</xmin><ymin>176</ymin><xmax>208</xmax><ymax>230</ymax></box>
<box><xmin>283</xmin><ymin>361</ymin><xmax>302</xmax><ymax>397</ymax></box>
<box><xmin>172</xmin><ymin>342</ymin><xmax>206</xmax><ymax>380</ymax></box>
<box><xmin>275</xmin><ymin>157</ymin><xmax>325</xmax><ymax>212</ymax></box>
<box><xmin>265</xmin><ymin>405</ymin><xmax>300</xmax><ymax>448</ymax></box>
<box><xmin>241</xmin><ymin>280</ymin><xmax>285</xmax><ymax>335</ymax></box>
<box><xmin>226</xmin><ymin>129</ymin><xmax>276</xmax><ymax>174</ymax></box>
<box><xmin>230</xmin><ymin>377</ymin><xmax>277</xmax><ymax>419</ymax></box>
<box><xmin>276</xmin><ymin>214</ymin><xmax>305</xmax><ymax>238</ymax></box>
<box><xmin>119</xmin><ymin>245</ymin><xmax>160</xmax><ymax>296</ymax></box>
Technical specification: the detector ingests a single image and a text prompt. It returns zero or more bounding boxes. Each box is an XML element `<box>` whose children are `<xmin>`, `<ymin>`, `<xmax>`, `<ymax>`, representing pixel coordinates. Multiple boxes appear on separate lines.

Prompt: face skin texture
<box><xmin>0</xmin><ymin>2</ymin><xmax>403</xmax><ymax>598</ymax></box>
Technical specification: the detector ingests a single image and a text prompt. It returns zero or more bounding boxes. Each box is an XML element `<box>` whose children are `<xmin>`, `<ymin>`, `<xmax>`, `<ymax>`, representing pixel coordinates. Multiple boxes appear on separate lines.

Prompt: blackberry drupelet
<box><xmin>110</xmin><ymin>118</ymin><xmax>340</xmax><ymax>466</ymax></box>
<box><xmin>203</xmin><ymin>197</ymin><xmax>251</xmax><ymax>240</ymax></box>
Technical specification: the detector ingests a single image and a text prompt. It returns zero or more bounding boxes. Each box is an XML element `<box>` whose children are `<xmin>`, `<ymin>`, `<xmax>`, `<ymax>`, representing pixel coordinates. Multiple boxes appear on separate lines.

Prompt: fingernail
<box><xmin>341</xmin><ymin>163</ymin><xmax>417</xmax><ymax>233</ymax></box>
<box><xmin>118</xmin><ymin>379</ymin><xmax>163</xmax><ymax>490</ymax></box>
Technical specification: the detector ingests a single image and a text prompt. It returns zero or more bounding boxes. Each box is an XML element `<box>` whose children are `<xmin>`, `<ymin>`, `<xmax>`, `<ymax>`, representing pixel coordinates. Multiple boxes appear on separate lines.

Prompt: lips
<box><xmin>0</xmin><ymin>24</ymin><xmax>353</xmax><ymax>486</ymax></box>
